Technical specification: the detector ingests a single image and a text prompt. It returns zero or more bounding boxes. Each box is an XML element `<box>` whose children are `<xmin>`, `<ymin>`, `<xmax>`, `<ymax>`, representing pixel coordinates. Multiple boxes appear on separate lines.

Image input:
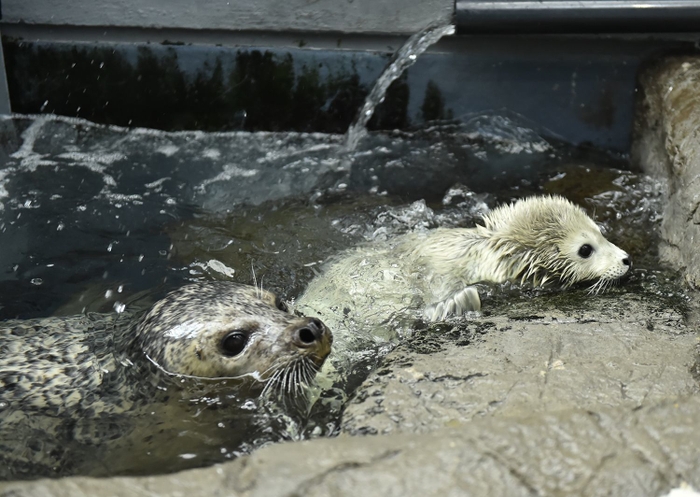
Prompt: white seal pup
<box><xmin>407</xmin><ymin>194</ymin><xmax>631</xmax><ymax>320</ymax></box>
<box><xmin>293</xmin><ymin>195</ymin><xmax>630</xmax><ymax>382</ymax></box>
<box><xmin>0</xmin><ymin>281</ymin><xmax>331</xmax><ymax>479</ymax></box>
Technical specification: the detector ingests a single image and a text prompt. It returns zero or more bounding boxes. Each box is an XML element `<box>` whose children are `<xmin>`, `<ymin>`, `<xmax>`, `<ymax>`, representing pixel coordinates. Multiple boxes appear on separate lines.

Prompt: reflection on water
<box><xmin>0</xmin><ymin>112</ymin><xmax>674</xmax><ymax>479</ymax></box>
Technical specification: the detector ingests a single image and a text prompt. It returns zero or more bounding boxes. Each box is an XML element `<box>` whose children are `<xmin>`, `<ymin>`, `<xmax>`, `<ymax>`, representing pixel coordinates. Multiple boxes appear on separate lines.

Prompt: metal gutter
<box><xmin>456</xmin><ymin>1</ymin><xmax>700</xmax><ymax>33</ymax></box>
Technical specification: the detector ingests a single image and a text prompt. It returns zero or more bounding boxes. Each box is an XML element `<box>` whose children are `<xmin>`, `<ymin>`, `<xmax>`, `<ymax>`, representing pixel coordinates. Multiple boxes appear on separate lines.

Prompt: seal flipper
<box><xmin>423</xmin><ymin>286</ymin><xmax>481</xmax><ymax>322</ymax></box>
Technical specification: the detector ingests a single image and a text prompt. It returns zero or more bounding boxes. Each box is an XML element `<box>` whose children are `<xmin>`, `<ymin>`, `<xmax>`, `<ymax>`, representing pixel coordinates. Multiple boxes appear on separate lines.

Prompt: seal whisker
<box><xmin>291</xmin><ymin>362</ymin><xmax>302</xmax><ymax>397</ymax></box>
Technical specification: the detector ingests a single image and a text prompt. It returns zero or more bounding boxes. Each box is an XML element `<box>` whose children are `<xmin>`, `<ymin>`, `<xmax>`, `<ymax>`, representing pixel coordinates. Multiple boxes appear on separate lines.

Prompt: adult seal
<box><xmin>0</xmin><ymin>281</ymin><xmax>331</xmax><ymax>479</ymax></box>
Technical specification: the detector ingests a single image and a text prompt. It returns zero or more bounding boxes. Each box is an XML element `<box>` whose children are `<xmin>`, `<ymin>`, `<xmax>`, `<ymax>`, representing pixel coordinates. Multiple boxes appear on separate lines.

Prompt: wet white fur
<box><xmin>295</xmin><ymin>195</ymin><xmax>630</xmax><ymax>333</ymax></box>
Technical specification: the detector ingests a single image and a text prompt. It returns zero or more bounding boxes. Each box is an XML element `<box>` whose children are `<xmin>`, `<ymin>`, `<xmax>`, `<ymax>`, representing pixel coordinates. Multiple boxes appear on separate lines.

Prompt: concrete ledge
<box><xmin>632</xmin><ymin>57</ymin><xmax>700</xmax><ymax>288</ymax></box>
<box><xmin>2</xmin><ymin>0</ymin><xmax>453</xmax><ymax>35</ymax></box>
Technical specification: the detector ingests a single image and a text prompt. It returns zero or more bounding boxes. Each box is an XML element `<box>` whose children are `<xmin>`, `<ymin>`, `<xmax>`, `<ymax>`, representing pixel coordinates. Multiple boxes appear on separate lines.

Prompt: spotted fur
<box><xmin>0</xmin><ymin>281</ymin><xmax>331</xmax><ymax>479</ymax></box>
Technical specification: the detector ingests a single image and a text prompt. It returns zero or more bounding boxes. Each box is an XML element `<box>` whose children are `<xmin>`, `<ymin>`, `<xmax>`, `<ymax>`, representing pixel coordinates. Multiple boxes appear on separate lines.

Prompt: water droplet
<box><xmin>30</xmin><ymin>278</ymin><xmax>43</xmax><ymax>286</ymax></box>
<box><xmin>118</xmin><ymin>285</ymin><xmax>124</xmax><ymax>293</ymax></box>
<box><xmin>113</xmin><ymin>302</ymin><xmax>126</xmax><ymax>313</ymax></box>
<box><xmin>56</xmin><ymin>222</ymin><xmax>65</xmax><ymax>231</ymax></box>
<box><xmin>138</xmin><ymin>254</ymin><xmax>145</xmax><ymax>262</ymax></box>
<box><xmin>105</xmin><ymin>289</ymin><xmax>113</xmax><ymax>298</ymax></box>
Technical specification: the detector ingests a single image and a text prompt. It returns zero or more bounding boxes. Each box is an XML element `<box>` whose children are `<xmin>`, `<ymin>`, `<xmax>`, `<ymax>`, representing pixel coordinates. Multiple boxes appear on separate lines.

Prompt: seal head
<box><xmin>135</xmin><ymin>281</ymin><xmax>332</xmax><ymax>381</ymax></box>
<box><xmin>476</xmin><ymin>195</ymin><xmax>631</xmax><ymax>292</ymax></box>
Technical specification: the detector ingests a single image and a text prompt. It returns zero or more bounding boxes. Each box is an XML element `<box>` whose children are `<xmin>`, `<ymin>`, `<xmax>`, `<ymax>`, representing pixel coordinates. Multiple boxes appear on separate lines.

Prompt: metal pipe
<box><xmin>456</xmin><ymin>1</ymin><xmax>700</xmax><ymax>34</ymax></box>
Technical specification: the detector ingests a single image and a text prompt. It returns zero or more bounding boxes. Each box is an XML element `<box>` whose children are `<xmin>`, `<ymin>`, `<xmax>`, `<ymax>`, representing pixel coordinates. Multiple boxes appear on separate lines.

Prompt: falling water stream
<box><xmin>344</xmin><ymin>23</ymin><xmax>456</xmax><ymax>151</ymax></box>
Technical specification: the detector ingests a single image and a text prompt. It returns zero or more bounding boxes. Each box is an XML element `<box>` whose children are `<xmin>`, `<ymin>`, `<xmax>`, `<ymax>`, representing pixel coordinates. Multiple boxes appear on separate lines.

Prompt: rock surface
<box><xmin>633</xmin><ymin>57</ymin><xmax>700</xmax><ymax>289</ymax></box>
<box><xmin>342</xmin><ymin>293</ymin><xmax>697</xmax><ymax>436</ymax></box>
<box><xmin>2</xmin><ymin>396</ymin><xmax>700</xmax><ymax>497</ymax></box>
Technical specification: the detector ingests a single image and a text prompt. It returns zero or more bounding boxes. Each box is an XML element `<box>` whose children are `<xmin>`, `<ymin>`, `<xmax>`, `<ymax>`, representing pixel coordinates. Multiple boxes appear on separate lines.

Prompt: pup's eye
<box><xmin>220</xmin><ymin>331</ymin><xmax>248</xmax><ymax>357</ymax></box>
<box><xmin>275</xmin><ymin>296</ymin><xmax>288</xmax><ymax>313</ymax></box>
<box><xmin>578</xmin><ymin>244</ymin><xmax>594</xmax><ymax>259</ymax></box>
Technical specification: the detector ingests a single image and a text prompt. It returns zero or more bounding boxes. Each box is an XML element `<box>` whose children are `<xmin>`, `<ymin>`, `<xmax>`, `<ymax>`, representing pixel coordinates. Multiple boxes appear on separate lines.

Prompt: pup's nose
<box><xmin>622</xmin><ymin>256</ymin><xmax>631</xmax><ymax>267</ymax></box>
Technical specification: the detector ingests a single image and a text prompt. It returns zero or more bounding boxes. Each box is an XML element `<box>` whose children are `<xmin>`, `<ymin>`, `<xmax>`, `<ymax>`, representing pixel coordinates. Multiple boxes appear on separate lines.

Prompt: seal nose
<box><xmin>622</xmin><ymin>256</ymin><xmax>631</xmax><ymax>267</ymax></box>
<box><xmin>293</xmin><ymin>318</ymin><xmax>329</xmax><ymax>348</ymax></box>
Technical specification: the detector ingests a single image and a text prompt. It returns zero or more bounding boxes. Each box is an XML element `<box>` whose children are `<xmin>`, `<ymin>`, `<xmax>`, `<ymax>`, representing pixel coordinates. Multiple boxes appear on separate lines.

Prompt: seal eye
<box><xmin>578</xmin><ymin>244</ymin><xmax>594</xmax><ymax>259</ymax></box>
<box><xmin>220</xmin><ymin>331</ymin><xmax>248</xmax><ymax>357</ymax></box>
<box><xmin>275</xmin><ymin>297</ymin><xmax>288</xmax><ymax>313</ymax></box>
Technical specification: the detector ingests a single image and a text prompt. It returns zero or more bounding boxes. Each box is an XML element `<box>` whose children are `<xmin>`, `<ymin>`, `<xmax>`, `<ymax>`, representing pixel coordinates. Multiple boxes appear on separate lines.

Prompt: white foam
<box><xmin>57</xmin><ymin>151</ymin><xmax>126</xmax><ymax>165</ymax></box>
<box><xmin>197</xmin><ymin>164</ymin><xmax>259</xmax><ymax>192</ymax></box>
<box><xmin>156</xmin><ymin>145</ymin><xmax>180</xmax><ymax>157</ymax></box>
<box><xmin>0</xmin><ymin>167</ymin><xmax>15</xmax><ymax>200</ymax></box>
<box><xmin>205</xmin><ymin>259</ymin><xmax>236</xmax><ymax>278</ymax></box>
<box><xmin>11</xmin><ymin>116</ymin><xmax>48</xmax><ymax>159</ymax></box>
<box><xmin>145</xmin><ymin>177</ymin><xmax>172</xmax><ymax>189</ymax></box>
<box><xmin>202</xmin><ymin>148</ymin><xmax>221</xmax><ymax>160</ymax></box>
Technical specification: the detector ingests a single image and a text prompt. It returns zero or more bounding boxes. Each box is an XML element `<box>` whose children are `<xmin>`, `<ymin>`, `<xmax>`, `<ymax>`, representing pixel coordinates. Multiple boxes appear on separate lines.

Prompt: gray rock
<box><xmin>2</xmin><ymin>395</ymin><xmax>699</xmax><ymax>497</ymax></box>
<box><xmin>633</xmin><ymin>57</ymin><xmax>700</xmax><ymax>289</ymax></box>
<box><xmin>342</xmin><ymin>292</ymin><xmax>697</xmax><ymax>435</ymax></box>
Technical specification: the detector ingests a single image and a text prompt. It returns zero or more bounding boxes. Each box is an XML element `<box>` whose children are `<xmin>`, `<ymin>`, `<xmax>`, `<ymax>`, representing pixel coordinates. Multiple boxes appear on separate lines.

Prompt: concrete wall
<box><xmin>2</xmin><ymin>0</ymin><xmax>454</xmax><ymax>35</ymax></box>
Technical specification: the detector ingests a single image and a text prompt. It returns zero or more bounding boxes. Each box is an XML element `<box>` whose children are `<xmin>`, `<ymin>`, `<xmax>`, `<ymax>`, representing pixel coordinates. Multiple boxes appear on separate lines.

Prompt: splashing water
<box><xmin>344</xmin><ymin>23</ymin><xmax>456</xmax><ymax>151</ymax></box>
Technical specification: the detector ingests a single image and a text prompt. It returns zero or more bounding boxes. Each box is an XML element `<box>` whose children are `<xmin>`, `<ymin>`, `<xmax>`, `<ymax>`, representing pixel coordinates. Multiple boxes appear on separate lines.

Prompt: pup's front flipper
<box><xmin>424</xmin><ymin>286</ymin><xmax>481</xmax><ymax>322</ymax></box>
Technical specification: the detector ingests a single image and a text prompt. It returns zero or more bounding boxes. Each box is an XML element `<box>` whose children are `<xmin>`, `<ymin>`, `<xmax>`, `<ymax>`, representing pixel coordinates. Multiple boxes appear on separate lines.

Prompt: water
<box><xmin>344</xmin><ymin>23</ymin><xmax>456</xmax><ymax>151</ymax></box>
<box><xmin>0</xmin><ymin>111</ymin><xmax>676</xmax><ymax>479</ymax></box>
